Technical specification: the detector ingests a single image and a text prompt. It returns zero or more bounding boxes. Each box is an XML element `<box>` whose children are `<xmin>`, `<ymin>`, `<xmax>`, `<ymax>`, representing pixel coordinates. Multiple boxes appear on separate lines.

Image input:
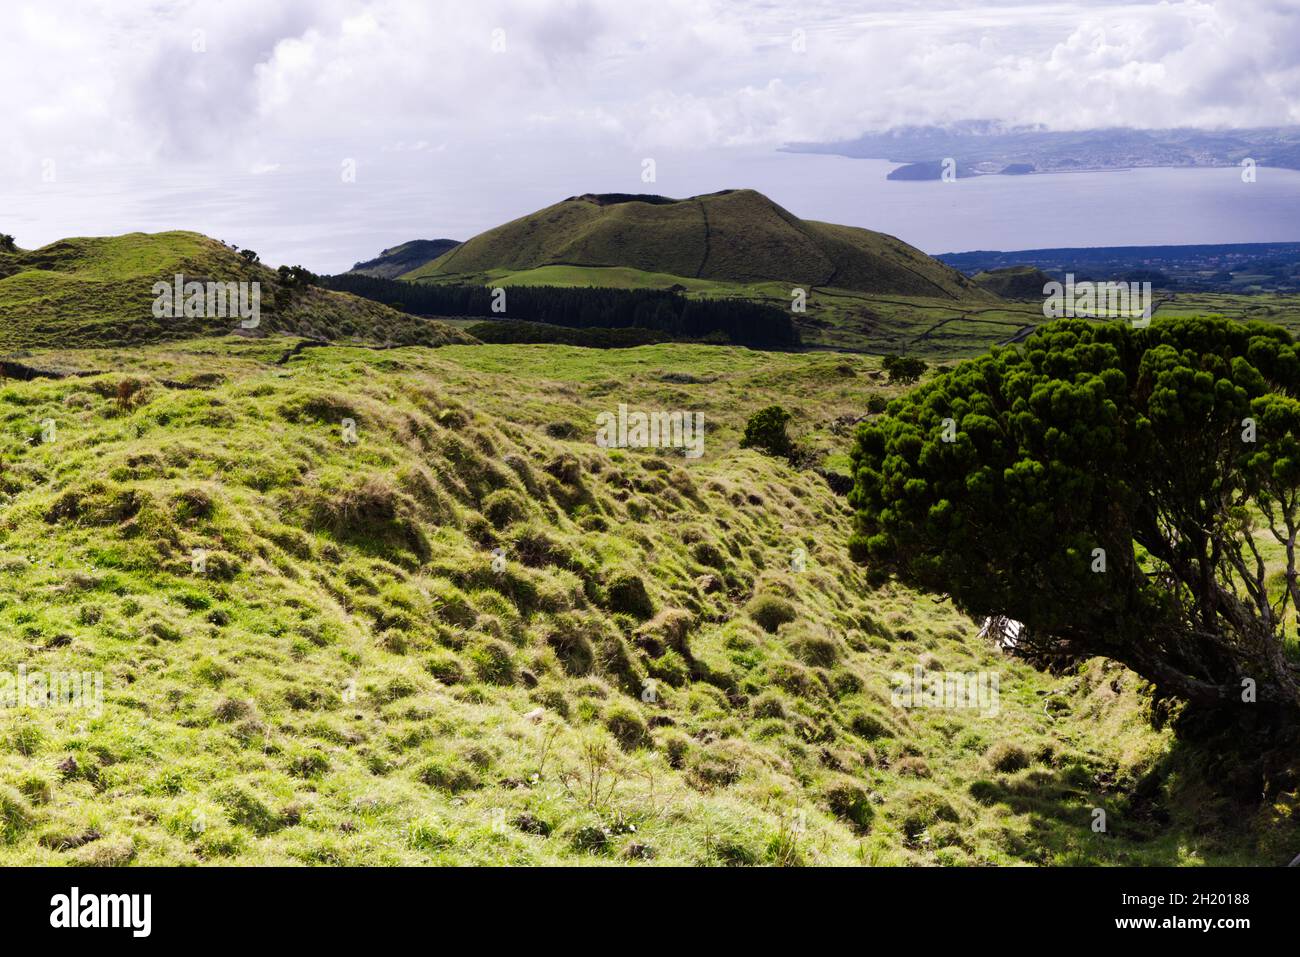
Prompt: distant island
<box><xmin>940</xmin><ymin>241</ymin><xmax>1300</xmax><ymax>294</ymax></box>
<box><xmin>784</xmin><ymin>122</ymin><xmax>1300</xmax><ymax>179</ymax></box>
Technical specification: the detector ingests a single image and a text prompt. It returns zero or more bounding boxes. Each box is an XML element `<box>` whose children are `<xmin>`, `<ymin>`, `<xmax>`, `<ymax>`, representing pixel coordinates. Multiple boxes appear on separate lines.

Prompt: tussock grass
<box><xmin>0</xmin><ymin>336</ymin><xmax>1287</xmax><ymax>865</ymax></box>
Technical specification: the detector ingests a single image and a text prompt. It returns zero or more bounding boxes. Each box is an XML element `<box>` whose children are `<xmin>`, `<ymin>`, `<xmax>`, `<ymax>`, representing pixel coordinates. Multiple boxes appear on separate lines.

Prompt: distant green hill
<box><xmin>349</xmin><ymin>239</ymin><xmax>460</xmax><ymax>279</ymax></box>
<box><xmin>971</xmin><ymin>265</ymin><xmax>1054</xmax><ymax>300</ymax></box>
<box><xmin>407</xmin><ymin>189</ymin><xmax>996</xmax><ymax>302</ymax></box>
<box><xmin>0</xmin><ymin>232</ymin><xmax>473</xmax><ymax>351</ymax></box>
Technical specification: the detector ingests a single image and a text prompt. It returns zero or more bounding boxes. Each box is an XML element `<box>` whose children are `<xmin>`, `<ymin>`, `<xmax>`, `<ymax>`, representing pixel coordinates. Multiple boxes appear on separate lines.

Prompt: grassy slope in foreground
<box><xmin>0</xmin><ymin>232</ymin><xmax>472</xmax><ymax>351</ymax></box>
<box><xmin>405</xmin><ymin>189</ymin><xmax>997</xmax><ymax>303</ymax></box>
<box><xmin>0</xmin><ymin>336</ymin><xmax>1289</xmax><ymax>865</ymax></box>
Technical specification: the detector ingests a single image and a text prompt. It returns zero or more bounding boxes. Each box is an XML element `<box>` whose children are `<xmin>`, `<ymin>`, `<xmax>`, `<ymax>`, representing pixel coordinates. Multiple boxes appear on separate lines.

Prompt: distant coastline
<box><xmin>785</xmin><ymin>122</ymin><xmax>1300</xmax><ymax>180</ymax></box>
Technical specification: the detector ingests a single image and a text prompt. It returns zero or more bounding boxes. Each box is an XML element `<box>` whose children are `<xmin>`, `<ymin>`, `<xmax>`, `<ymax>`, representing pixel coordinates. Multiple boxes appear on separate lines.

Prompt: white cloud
<box><xmin>1</xmin><ymin>0</ymin><xmax>1297</xmax><ymax>270</ymax></box>
<box><xmin>2</xmin><ymin>0</ymin><xmax>1298</xmax><ymax>175</ymax></box>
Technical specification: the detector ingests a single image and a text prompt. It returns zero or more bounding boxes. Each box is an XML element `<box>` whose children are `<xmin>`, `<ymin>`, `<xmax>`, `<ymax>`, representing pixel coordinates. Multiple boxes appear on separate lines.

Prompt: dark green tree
<box><xmin>0</xmin><ymin>234</ymin><xmax>16</xmax><ymax>253</ymax></box>
<box><xmin>850</xmin><ymin>317</ymin><xmax>1300</xmax><ymax>720</ymax></box>
<box><xmin>277</xmin><ymin>264</ymin><xmax>319</xmax><ymax>288</ymax></box>
<box><xmin>882</xmin><ymin>353</ymin><xmax>926</xmax><ymax>384</ymax></box>
<box><xmin>741</xmin><ymin>405</ymin><xmax>795</xmax><ymax>460</ymax></box>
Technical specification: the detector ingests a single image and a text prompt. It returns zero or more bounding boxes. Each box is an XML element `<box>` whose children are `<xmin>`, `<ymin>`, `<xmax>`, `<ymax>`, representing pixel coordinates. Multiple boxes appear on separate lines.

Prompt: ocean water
<box><xmin>2</xmin><ymin>147</ymin><xmax>1298</xmax><ymax>274</ymax></box>
<box><xmin>660</xmin><ymin>152</ymin><xmax>1300</xmax><ymax>258</ymax></box>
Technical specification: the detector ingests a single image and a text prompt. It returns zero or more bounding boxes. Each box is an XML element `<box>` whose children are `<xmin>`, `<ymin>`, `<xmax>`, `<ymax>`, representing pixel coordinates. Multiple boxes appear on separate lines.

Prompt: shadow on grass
<box><xmin>968</xmin><ymin>732</ymin><xmax>1300</xmax><ymax>865</ymax></box>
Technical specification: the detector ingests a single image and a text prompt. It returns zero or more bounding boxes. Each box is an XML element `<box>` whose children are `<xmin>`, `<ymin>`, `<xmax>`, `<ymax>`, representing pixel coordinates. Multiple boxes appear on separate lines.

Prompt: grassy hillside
<box><xmin>0</xmin><ymin>232</ymin><xmax>472</xmax><ymax>351</ymax></box>
<box><xmin>797</xmin><ymin>284</ymin><xmax>1300</xmax><ymax>357</ymax></box>
<box><xmin>406</xmin><ymin>190</ymin><xmax>996</xmax><ymax>302</ymax></box>
<box><xmin>349</xmin><ymin>240</ymin><xmax>461</xmax><ymax>279</ymax></box>
<box><xmin>971</xmin><ymin>266</ymin><xmax>1055</xmax><ymax>300</ymax></box>
<box><xmin>467</xmin><ymin>264</ymin><xmax>730</xmax><ymax>294</ymax></box>
<box><xmin>367</xmin><ymin>192</ymin><xmax>1300</xmax><ymax>357</ymax></box>
<box><xmin>0</xmin><ymin>335</ymin><xmax>1290</xmax><ymax>865</ymax></box>
<box><xmin>400</xmin><ymin>262</ymin><xmax>1040</xmax><ymax>356</ymax></box>
<box><xmin>1147</xmin><ymin>291</ymin><xmax>1300</xmax><ymax>341</ymax></box>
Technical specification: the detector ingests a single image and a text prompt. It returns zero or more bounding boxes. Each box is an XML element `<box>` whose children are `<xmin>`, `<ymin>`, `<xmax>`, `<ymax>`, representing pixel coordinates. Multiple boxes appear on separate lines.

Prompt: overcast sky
<box><xmin>2</xmin><ymin>0</ymin><xmax>1299</xmax><ymax>271</ymax></box>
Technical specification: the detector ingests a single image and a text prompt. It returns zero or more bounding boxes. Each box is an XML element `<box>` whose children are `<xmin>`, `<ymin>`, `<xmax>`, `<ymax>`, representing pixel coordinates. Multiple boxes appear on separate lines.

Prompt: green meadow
<box><xmin>0</xmin><ymin>335</ymin><xmax>1293</xmax><ymax>865</ymax></box>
